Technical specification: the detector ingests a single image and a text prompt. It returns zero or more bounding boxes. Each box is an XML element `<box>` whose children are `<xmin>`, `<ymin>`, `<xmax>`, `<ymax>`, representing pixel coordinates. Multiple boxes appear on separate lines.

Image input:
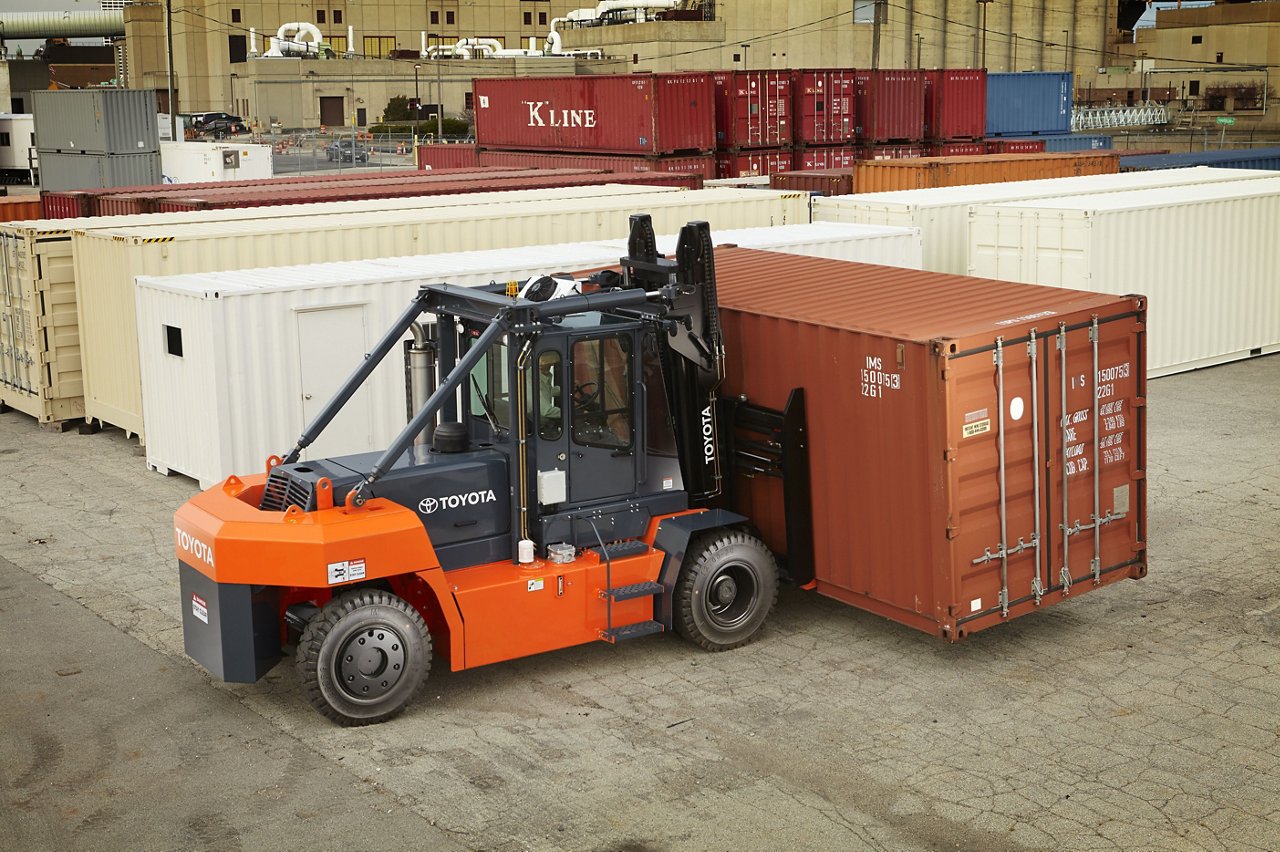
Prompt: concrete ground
<box><xmin>1</xmin><ymin>355</ymin><xmax>1278</xmax><ymax>851</ymax></box>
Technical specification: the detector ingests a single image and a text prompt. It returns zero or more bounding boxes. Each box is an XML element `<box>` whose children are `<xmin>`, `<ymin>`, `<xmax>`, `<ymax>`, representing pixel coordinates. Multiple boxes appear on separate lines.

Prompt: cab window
<box><xmin>468</xmin><ymin>339</ymin><xmax>510</xmax><ymax>430</ymax></box>
<box><xmin>534</xmin><ymin>350</ymin><xmax>563</xmax><ymax>440</ymax></box>
<box><xmin>571</xmin><ymin>336</ymin><xmax>632</xmax><ymax>449</ymax></box>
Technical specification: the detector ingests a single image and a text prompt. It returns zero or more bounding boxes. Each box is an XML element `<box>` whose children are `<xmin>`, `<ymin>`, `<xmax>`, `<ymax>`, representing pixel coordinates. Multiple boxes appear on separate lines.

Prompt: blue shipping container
<box><xmin>1119</xmin><ymin>147</ymin><xmax>1280</xmax><ymax>172</ymax></box>
<box><xmin>1036</xmin><ymin>133</ymin><xmax>1113</xmax><ymax>152</ymax></box>
<box><xmin>985</xmin><ymin>72</ymin><xmax>1073</xmax><ymax>137</ymax></box>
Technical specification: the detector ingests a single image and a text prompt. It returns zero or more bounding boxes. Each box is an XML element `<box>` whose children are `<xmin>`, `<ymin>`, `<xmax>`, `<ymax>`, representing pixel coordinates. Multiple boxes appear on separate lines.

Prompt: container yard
<box><xmin>7</xmin><ymin>33</ymin><xmax>1280</xmax><ymax>851</ymax></box>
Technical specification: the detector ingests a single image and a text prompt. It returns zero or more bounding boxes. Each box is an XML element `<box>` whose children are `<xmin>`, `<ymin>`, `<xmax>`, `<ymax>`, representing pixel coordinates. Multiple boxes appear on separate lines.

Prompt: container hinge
<box><xmin>1059</xmin><ymin>565</ymin><xmax>1073</xmax><ymax>594</ymax></box>
<box><xmin>970</xmin><ymin>533</ymin><xmax>1037</xmax><ymax>565</ymax></box>
<box><xmin>1090</xmin><ymin>556</ymin><xmax>1101</xmax><ymax>584</ymax></box>
<box><xmin>1030</xmin><ymin>575</ymin><xmax>1044</xmax><ymax>604</ymax></box>
<box><xmin>1088</xmin><ymin>324</ymin><xmax>1098</xmax><ymax>342</ymax></box>
<box><xmin>1026</xmin><ymin>335</ymin><xmax>1037</xmax><ymax>358</ymax></box>
<box><xmin>998</xmin><ymin>588</ymin><xmax>1009</xmax><ymax>618</ymax></box>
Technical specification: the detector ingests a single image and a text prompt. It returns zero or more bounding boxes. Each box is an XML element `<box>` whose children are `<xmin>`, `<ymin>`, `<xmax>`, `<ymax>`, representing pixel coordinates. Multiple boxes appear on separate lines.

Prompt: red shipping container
<box><xmin>417</xmin><ymin>143</ymin><xmax>480</xmax><ymax>169</ymax></box>
<box><xmin>986</xmin><ymin>138</ymin><xmax>1046</xmax><ymax>154</ymax></box>
<box><xmin>477</xmin><ymin>149</ymin><xmax>715</xmax><ymax>179</ymax></box>
<box><xmin>794</xmin><ymin>145</ymin><xmax>861</xmax><ymax>171</ymax></box>
<box><xmin>40</xmin><ymin>190</ymin><xmax>93</xmax><ymax>219</ymax></box>
<box><xmin>792</xmin><ymin>69</ymin><xmax>857</xmax><ymax>145</ymax></box>
<box><xmin>715</xmin><ymin>148</ymin><xmax>794</xmax><ymax>179</ymax></box>
<box><xmin>864</xmin><ymin>143</ymin><xmax>926</xmax><ymax>160</ymax></box>
<box><xmin>711</xmin><ymin>70</ymin><xmax>792</xmax><ymax>150</ymax></box>
<box><xmin>473</xmin><ymin>73</ymin><xmax>715</xmax><ymax>155</ymax></box>
<box><xmin>925</xmin><ymin>141</ymin><xmax>987</xmax><ymax>157</ymax></box>
<box><xmin>713</xmin><ymin>248</ymin><xmax>1148</xmax><ymax>641</ymax></box>
<box><xmin>922</xmin><ymin>69</ymin><xmax>987</xmax><ymax>141</ymax></box>
<box><xmin>769</xmin><ymin>169</ymin><xmax>854</xmax><ymax>196</ymax></box>
<box><xmin>855</xmin><ymin>70</ymin><xmax>926</xmax><ymax>143</ymax></box>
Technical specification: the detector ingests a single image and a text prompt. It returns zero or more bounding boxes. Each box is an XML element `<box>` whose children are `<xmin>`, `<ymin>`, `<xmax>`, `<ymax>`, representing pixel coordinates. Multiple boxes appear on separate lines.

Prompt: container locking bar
<box><xmin>1089</xmin><ymin>316</ymin><xmax>1102</xmax><ymax>584</ymax></box>
<box><xmin>1057</xmin><ymin>323</ymin><xmax>1071</xmax><ymax>594</ymax></box>
<box><xmin>1028</xmin><ymin>329</ymin><xmax>1044</xmax><ymax>603</ymax></box>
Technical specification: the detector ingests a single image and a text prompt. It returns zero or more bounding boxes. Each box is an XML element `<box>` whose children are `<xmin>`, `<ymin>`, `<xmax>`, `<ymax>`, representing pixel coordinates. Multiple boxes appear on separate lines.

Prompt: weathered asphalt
<box><xmin>1</xmin><ymin>354</ymin><xmax>1278</xmax><ymax>850</ymax></box>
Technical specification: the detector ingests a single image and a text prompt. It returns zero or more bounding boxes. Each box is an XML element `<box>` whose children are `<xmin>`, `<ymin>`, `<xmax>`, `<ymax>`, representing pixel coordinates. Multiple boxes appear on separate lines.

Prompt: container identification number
<box><xmin>860</xmin><ymin>356</ymin><xmax>901</xmax><ymax>399</ymax></box>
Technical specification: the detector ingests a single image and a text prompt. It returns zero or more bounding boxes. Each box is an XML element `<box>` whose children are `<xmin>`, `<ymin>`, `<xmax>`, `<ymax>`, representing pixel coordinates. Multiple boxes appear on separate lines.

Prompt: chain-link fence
<box><xmin>230</xmin><ymin>130</ymin><xmax>424</xmax><ymax>174</ymax></box>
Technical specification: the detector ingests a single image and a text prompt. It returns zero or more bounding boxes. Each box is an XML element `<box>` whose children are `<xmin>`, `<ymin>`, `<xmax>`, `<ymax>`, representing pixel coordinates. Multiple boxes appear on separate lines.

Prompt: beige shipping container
<box><xmin>968</xmin><ymin>177</ymin><xmax>1280</xmax><ymax>376</ymax></box>
<box><xmin>813</xmin><ymin>167</ymin><xmax>1280</xmax><ymax>274</ymax></box>
<box><xmin>75</xmin><ymin>187</ymin><xmax>810</xmax><ymax>441</ymax></box>
<box><xmin>0</xmin><ymin>183</ymin><xmax>683</xmax><ymax>426</ymax></box>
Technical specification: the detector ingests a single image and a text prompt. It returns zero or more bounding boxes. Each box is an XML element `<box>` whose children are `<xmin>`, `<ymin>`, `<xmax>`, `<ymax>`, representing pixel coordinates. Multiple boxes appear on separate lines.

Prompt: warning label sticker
<box><xmin>527</xmin><ymin>578</ymin><xmax>545</xmax><ymax>592</ymax></box>
<box><xmin>191</xmin><ymin>593</ymin><xmax>209</xmax><ymax>624</ymax></box>
<box><xmin>327</xmin><ymin>559</ymin><xmax>367</xmax><ymax>585</ymax></box>
<box><xmin>962</xmin><ymin>419</ymin><xmax>991</xmax><ymax>439</ymax></box>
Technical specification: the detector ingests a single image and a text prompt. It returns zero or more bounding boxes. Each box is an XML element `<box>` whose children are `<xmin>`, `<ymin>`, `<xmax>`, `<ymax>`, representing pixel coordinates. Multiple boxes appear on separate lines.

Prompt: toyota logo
<box><xmin>418</xmin><ymin>497</ymin><xmax>438</xmax><ymax>514</ymax></box>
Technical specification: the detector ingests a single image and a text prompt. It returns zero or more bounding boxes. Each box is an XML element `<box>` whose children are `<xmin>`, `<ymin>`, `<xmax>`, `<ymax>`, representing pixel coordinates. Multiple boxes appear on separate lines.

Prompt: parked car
<box><xmin>326</xmin><ymin>139</ymin><xmax>371</xmax><ymax>162</ymax></box>
<box><xmin>200</xmin><ymin>118</ymin><xmax>247</xmax><ymax>138</ymax></box>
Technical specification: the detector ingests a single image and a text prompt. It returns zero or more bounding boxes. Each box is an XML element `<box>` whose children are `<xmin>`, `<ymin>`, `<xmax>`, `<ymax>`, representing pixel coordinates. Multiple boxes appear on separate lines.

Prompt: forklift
<box><xmin>175</xmin><ymin>216</ymin><xmax>790</xmax><ymax>725</ymax></box>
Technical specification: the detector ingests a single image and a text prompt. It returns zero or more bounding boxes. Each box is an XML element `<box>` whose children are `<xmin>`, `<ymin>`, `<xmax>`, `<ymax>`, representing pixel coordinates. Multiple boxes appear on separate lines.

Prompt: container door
<box><xmin>567</xmin><ymin>333</ymin><xmax>636</xmax><ymax>504</ymax></box>
<box><xmin>296</xmin><ymin>305</ymin><xmax>372</xmax><ymax>460</ymax></box>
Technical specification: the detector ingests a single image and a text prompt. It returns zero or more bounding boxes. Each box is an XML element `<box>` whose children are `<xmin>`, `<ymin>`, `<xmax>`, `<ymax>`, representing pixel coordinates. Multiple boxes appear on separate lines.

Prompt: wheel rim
<box><xmin>705</xmin><ymin>561</ymin><xmax>758</xmax><ymax>630</ymax></box>
<box><xmin>334</xmin><ymin>624</ymin><xmax>408</xmax><ymax>703</ymax></box>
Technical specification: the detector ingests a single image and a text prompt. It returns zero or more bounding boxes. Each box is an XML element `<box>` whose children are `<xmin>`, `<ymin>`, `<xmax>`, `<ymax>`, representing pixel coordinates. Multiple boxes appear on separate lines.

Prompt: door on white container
<box><xmin>297</xmin><ymin>305</ymin><xmax>372</xmax><ymax>461</ymax></box>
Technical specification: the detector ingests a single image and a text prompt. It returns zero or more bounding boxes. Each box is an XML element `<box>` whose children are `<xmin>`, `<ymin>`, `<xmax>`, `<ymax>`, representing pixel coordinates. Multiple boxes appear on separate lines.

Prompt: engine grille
<box><xmin>259</xmin><ymin>468</ymin><xmax>316</xmax><ymax>512</ymax></box>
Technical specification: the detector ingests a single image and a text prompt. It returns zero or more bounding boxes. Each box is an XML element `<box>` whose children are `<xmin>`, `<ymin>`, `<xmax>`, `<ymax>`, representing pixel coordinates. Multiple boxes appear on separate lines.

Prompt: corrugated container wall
<box><xmin>812</xmin><ymin>166</ymin><xmax>1280</xmax><ymax>274</ymax></box>
<box><xmin>73</xmin><ymin>187</ymin><xmax>810</xmax><ymax>440</ymax></box>
<box><xmin>865</xmin><ymin>143</ymin><xmax>926</xmax><ymax>160</ymax></box>
<box><xmin>715</xmin><ymin>149</ymin><xmax>794</xmax><ymax>179</ymax></box>
<box><xmin>852</xmin><ymin>152</ymin><xmax>1119</xmax><ymax>194</ymax></box>
<box><xmin>0</xmin><ymin>196</ymin><xmax>44</xmax><ymax>221</ymax></box>
<box><xmin>770</xmin><ymin>169</ymin><xmax>854</xmax><ymax>196</ymax></box>
<box><xmin>476</xmin><ymin>149</ymin><xmax>715</xmax><ymax>178</ymax></box>
<box><xmin>967</xmin><ymin>177</ymin><xmax>1280</xmax><ymax>375</ymax></box>
<box><xmin>1118</xmin><ymin>146</ymin><xmax>1280</xmax><ymax>172</ymax></box>
<box><xmin>926</xmin><ymin>142</ymin><xmax>987</xmax><ymax>157</ymax></box>
<box><xmin>37</xmin><ymin>151</ymin><xmax>162</xmax><ymax>193</ymax></box>
<box><xmin>854</xmin><ymin>70</ymin><xmax>925</xmax><ymax>143</ymax></box>
<box><xmin>986</xmin><ymin>138</ymin><xmax>1046</xmax><ymax>154</ymax></box>
<box><xmin>417</xmin><ymin>143</ymin><xmax>481</xmax><ymax>170</ymax></box>
<box><xmin>922</xmin><ymin>70</ymin><xmax>986</xmax><ymax>141</ymax></box>
<box><xmin>1036</xmin><ymin>134</ymin><xmax>1114</xmax><ymax>152</ymax></box>
<box><xmin>0</xmin><ymin>183</ymin><xmax>685</xmax><ymax>427</ymax></box>
<box><xmin>793</xmin><ymin>69</ymin><xmax>857</xmax><ymax>145</ymax></box>
<box><xmin>712</xmin><ymin>248</ymin><xmax>1147</xmax><ymax>640</ymax></box>
<box><xmin>795</xmin><ymin>146</ymin><xmax>861</xmax><ymax>171</ymax></box>
<box><xmin>712</xmin><ymin>71</ymin><xmax>792</xmax><ymax>149</ymax></box>
<box><xmin>985</xmin><ymin>72</ymin><xmax>1073</xmax><ymax>137</ymax></box>
<box><xmin>32</xmin><ymin>89</ymin><xmax>160</xmax><ymax>155</ymax></box>
<box><xmin>472</xmin><ymin>74</ymin><xmax>716</xmax><ymax>155</ymax></box>
<box><xmin>135</xmin><ymin>243</ymin><xmax>636</xmax><ymax>488</ymax></box>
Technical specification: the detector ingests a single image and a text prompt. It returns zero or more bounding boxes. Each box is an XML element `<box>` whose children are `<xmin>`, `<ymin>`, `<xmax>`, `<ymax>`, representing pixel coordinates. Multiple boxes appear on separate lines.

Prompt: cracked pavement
<box><xmin>2</xmin><ymin>354</ymin><xmax>1278</xmax><ymax>850</ymax></box>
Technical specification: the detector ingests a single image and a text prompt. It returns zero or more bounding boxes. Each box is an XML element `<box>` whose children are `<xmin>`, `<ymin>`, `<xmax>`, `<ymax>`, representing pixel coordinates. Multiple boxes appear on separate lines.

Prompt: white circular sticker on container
<box><xmin>1010</xmin><ymin>396</ymin><xmax>1025</xmax><ymax>422</ymax></box>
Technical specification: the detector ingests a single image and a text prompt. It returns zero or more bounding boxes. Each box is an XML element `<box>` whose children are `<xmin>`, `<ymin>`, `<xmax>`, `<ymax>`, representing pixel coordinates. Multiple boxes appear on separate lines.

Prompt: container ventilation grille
<box><xmin>259</xmin><ymin>469</ymin><xmax>316</xmax><ymax>512</ymax></box>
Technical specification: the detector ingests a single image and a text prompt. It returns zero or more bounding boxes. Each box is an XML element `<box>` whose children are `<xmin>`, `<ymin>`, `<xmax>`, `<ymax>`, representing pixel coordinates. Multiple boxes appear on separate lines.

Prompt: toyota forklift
<box><xmin>174</xmin><ymin>216</ymin><xmax>792</xmax><ymax>725</ymax></box>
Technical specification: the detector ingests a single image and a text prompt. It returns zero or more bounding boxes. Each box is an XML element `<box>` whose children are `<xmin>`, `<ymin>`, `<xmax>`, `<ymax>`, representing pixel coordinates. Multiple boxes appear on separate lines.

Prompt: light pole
<box><xmin>740</xmin><ymin>43</ymin><xmax>748</xmax><ymax>70</ymax></box>
<box><xmin>976</xmin><ymin>0</ymin><xmax>992</xmax><ymax>70</ymax></box>
<box><xmin>1062</xmin><ymin>29</ymin><xmax>1070</xmax><ymax>72</ymax></box>
<box><xmin>434</xmin><ymin>41</ymin><xmax>443</xmax><ymax>139</ymax></box>
<box><xmin>915</xmin><ymin>33</ymin><xmax>924</xmax><ymax>70</ymax></box>
<box><xmin>1011</xmin><ymin>33</ymin><xmax>1018</xmax><ymax>71</ymax></box>
<box><xmin>413</xmin><ymin>62</ymin><xmax>421</xmax><ymax>126</ymax></box>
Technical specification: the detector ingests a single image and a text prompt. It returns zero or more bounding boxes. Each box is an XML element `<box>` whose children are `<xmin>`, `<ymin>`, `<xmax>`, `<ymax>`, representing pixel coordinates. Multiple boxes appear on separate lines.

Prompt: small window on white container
<box><xmin>165</xmin><ymin>325</ymin><xmax>184</xmax><ymax>357</ymax></box>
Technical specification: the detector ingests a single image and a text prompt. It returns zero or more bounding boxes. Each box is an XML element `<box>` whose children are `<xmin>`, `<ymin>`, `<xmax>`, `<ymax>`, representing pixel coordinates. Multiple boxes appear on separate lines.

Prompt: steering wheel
<box><xmin>572</xmin><ymin>381</ymin><xmax>600</xmax><ymax>410</ymax></box>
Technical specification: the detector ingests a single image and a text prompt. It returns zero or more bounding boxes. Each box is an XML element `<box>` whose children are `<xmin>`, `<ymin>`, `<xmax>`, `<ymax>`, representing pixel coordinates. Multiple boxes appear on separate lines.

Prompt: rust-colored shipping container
<box><xmin>417</xmin><ymin>143</ymin><xmax>479</xmax><ymax>170</ymax></box>
<box><xmin>922</xmin><ymin>69</ymin><xmax>987</xmax><ymax>141</ymax></box>
<box><xmin>925</xmin><ymin>141</ymin><xmax>987</xmax><ymax>157</ymax></box>
<box><xmin>476</xmin><ymin>149</ymin><xmax>715</xmax><ymax>178</ymax></box>
<box><xmin>795</xmin><ymin>145</ymin><xmax>861</xmax><ymax>171</ymax></box>
<box><xmin>793</xmin><ymin>69</ymin><xmax>857</xmax><ymax>145</ymax></box>
<box><xmin>864</xmin><ymin>143</ymin><xmax>926</xmax><ymax>160</ymax></box>
<box><xmin>715</xmin><ymin>148</ymin><xmax>794</xmax><ymax>179</ymax></box>
<box><xmin>472</xmin><ymin>73</ymin><xmax>715</xmax><ymax>155</ymax></box>
<box><xmin>985</xmin><ymin>138</ymin><xmax>1046</xmax><ymax>154</ymax></box>
<box><xmin>39</xmin><ymin>190</ymin><xmax>94</xmax><ymax>219</ymax></box>
<box><xmin>713</xmin><ymin>248</ymin><xmax>1147</xmax><ymax>640</ymax></box>
<box><xmin>855</xmin><ymin>70</ymin><xmax>926</xmax><ymax>143</ymax></box>
<box><xmin>852</xmin><ymin>151</ymin><xmax>1120</xmax><ymax>193</ymax></box>
<box><xmin>0</xmin><ymin>195</ymin><xmax>45</xmax><ymax>222</ymax></box>
<box><xmin>152</xmin><ymin>170</ymin><xmax>702</xmax><ymax>212</ymax></box>
<box><xmin>711</xmin><ymin>70</ymin><xmax>792</xmax><ymax>149</ymax></box>
<box><xmin>769</xmin><ymin>168</ymin><xmax>854</xmax><ymax>196</ymax></box>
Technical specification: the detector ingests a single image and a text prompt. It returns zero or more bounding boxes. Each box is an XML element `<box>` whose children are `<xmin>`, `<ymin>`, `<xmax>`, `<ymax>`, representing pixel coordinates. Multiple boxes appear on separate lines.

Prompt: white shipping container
<box><xmin>813</xmin><ymin>167</ymin><xmax>1280</xmax><ymax>274</ymax></box>
<box><xmin>968</xmin><ymin>177</ymin><xmax>1280</xmax><ymax>376</ymax></box>
<box><xmin>0</xmin><ymin>183</ymin><xmax>680</xmax><ymax>426</ymax></box>
<box><xmin>0</xmin><ymin>114</ymin><xmax>37</xmax><ymax>174</ymax></box>
<box><xmin>136</xmin><ymin>243</ymin><xmax>637</xmax><ymax>488</ymax></box>
<box><xmin>160</xmin><ymin>141</ymin><xmax>274</xmax><ymax>183</ymax></box>
<box><xmin>591</xmin><ymin>222</ymin><xmax>923</xmax><ymax>269</ymax></box>
<box><xmin>78</xmin><ymin>187</ymin><xmax>810</xmax><ymax>441</ymax></box>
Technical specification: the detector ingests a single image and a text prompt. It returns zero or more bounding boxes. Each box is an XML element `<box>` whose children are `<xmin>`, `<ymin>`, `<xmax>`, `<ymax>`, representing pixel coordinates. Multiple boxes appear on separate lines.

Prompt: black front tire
<box><xmin>676</xmin><ymin>531</ymin><xmax>778</xmax><ymax>651</ymax></box>
<box><xmin>296</xmin><ymin>589</ymin><xmax>430</xmax><ymax>726</ymax></box>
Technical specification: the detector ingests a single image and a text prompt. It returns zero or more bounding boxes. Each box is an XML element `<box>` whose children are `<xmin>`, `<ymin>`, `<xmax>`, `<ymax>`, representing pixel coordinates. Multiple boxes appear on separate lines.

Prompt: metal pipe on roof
<box><xmin>0</xmin><ymin>11</ymin><xmax>125</xmax><ymax>39</ymax></box>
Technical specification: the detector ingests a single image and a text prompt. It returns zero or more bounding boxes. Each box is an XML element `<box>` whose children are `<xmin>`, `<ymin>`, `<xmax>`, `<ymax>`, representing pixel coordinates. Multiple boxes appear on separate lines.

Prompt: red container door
<box><xmin>924</xmin><ymin>70</ymin><xmax>987</xmax><ymax>141</ymax></box>
<box><xmin>715</xmin><ymin>149</ymin><xmax>794</xmax><ymax>179</ymax></box>
<box><xmin>794</xmin><ymin>70</ymin><xmax>857</xmax><ymax>145</ymax></box>
<box><xmin>855</xmin><ymin>70</ymin><xmax>926</xmax><ymax>143</ymax></box>
<box><xmin>796</xmin><ymin>145</ymin><xmax>860</xmax><ymax>170</ymax></box>
<box><xmin>713</xmin><ymin>71</ymin><xmax>792</xmax><ymax>149</ymax></box>
<box><xmin>986</xmin><ymin>139</ymin><xmax>1046</xmax><ymax>154</ymax></box>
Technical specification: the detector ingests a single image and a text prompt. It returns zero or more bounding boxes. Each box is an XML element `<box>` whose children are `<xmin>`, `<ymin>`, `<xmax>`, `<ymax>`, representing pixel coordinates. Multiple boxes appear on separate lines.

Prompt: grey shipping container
<box><xmin>32</xmin><ymin>89</ymin><xmax>160</xmax><ymax>156</ymax></box>
<box><xmin>1119</xmin><ymin>147</ymin><xmax>1280</xmax><ymax>172</ymax></box>
<box><xmin>37</xmin><ymin>151</ymin><xmax>163</xmax><ymax>192</ymax></box>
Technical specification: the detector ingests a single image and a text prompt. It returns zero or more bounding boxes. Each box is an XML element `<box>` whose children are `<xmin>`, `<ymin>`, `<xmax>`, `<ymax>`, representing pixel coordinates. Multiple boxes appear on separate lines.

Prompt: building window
<box><xmin>539</xmin><ymin>12</ymin><xmax>547</xmax><ymax>25</ymax></box>
<box><xmin>446</xmin><ymin>11</ymin><xmax>455</xmax><ymax>25</ymax></box>
<box><xmin>0</xmin><ymin>132</ymin><xmax>10</xmax><ymax>147</ymax></box>
<box><xmin>1191</xmin><ymin>35</ymin><xmax>1202</xmax><ymax>45</ymax></box>
<box><xmin>430</xmin><ymin>10</ymin><xmax>438</xmax><ymax>24</ymax></box>
<box><xmin>363</xmin><ymin>36</ymin><xmax>396</xmax><ymax>59</ymax></box>
<box><xmin>317</xmin><ymin>9</ymin><xmax>326</xmax><ymax>24</ymax></box>
<box><xmin>333</xmin><ymin>10</ymin><xmax>342</xmax><ymax>24</ymax></box>
<box><xmin>732</xmin><ymin>52</ymin><xmax>740</xmax><ymax>63</ymax></box>
<box><xmin>1189</xmin><ymin>80</ymin><xmax>1200</xmax><ymax>96</ymax></box>
<box><xmin>228</xmin><ymin>34</ymin><xmax>247</xmax><ymax>63</ymax></box>
<box><xmin>1216</xmin><ymin>52</ymin><xmax>1224</xmax><ymax>63</ymax></box>
<box><xmin>230</xmin><ymin>8</ymin><xmax>241</xmax><ymax>23</ymax></box>
<box><xmin>464</xmin><ymin>91</ymin><xmax>474</xmax><ymax>110</ymax></box>
<box><xmin>853</xmin><ymin>0</ymin><xmax>875</xmax><ymax>24</ymax></box>
<box><xmin>328</xmin><ymin>35</ymin><xmax>347</xmax><ymax>54</ymax></box>
<box><xmin>524</xmin><ymin>12</ymin><xmax>532</xmax><ymax>25</ymax></box>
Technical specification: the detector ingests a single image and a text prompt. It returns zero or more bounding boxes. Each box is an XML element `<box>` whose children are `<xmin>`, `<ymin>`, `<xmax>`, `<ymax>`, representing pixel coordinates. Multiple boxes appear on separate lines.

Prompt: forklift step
<box><xmin>601</xmin><ymin>620</ymin><xmax>664</xmax><ymax>644</ymax></box>
<box><xmin>590</xmin><ymin>540</ymin><xmax>651</xmax><ymax>560</ymax></box>
<box><xmin>601</xmin><ymin>581</ymin><xmax>663</xmax><ymax>602</ymax></box>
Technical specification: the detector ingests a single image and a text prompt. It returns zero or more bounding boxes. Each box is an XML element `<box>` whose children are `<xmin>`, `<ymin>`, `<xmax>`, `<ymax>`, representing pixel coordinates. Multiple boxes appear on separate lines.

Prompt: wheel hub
<box><xmin>336</xmin><ymin>627</ymin><xmax>406</xmax><ymax>701</ymax></box>
<box><xmin>706</xmin><ymin>562</ymin><xmax>756</xmax><ymax>629</ymax></box>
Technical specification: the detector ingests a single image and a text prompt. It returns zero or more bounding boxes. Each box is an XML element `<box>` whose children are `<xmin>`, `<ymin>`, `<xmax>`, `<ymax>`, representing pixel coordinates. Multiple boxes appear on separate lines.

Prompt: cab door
<box><xmin>567</xmin><ymin>334</ymin><xmax>637</xmax><ymax>504</ymax></box>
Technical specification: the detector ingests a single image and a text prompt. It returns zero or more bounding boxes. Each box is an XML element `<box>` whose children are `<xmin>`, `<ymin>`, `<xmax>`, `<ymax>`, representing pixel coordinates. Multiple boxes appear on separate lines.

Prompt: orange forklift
<box><xmin>174</xmin><ymin>216</ymin><xmax>800</xmax><ymax>725</ymax></box>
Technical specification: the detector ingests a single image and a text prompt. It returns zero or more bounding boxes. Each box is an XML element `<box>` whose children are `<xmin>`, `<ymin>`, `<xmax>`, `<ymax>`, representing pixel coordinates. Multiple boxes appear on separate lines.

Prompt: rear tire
<box><xmin>675</xmin><ymin>531</ymin><xmax>778</xmax><ymax>651</ymax></box>
<box><xmin>296</xmin><ymin>589</ymin><xmax>430</xmax><ymax>726</ymax></box>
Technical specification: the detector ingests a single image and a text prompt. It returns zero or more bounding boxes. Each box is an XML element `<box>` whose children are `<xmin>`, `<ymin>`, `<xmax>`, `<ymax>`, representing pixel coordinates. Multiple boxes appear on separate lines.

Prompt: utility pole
<box><xmin>915</xmin><ymin>33</ymin><xmax>924</xmax><ymax>70</ymax></box>
<box><xmin>165</xmin><ymin>0</ymin><xmax>176</xmax><ymax>140</ymax></box>
<box><xmin>870</xmin><ymin>0</ymin><xmax>886</xmax><ymax>70</ymax></box>
<box><xmin>435</xmin><ymin>48</ymin><xmax>443</xmax><ymax>139</ymax></box>
<box><xmin>1062</xmin><ymin>28</ymin><xmax>1070</xmax><ymax>72</ymax></box>
<box><xmin>977</xmin><ymin>0</ymin><xmax>992</xmax><ymax>70</ymax></box>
